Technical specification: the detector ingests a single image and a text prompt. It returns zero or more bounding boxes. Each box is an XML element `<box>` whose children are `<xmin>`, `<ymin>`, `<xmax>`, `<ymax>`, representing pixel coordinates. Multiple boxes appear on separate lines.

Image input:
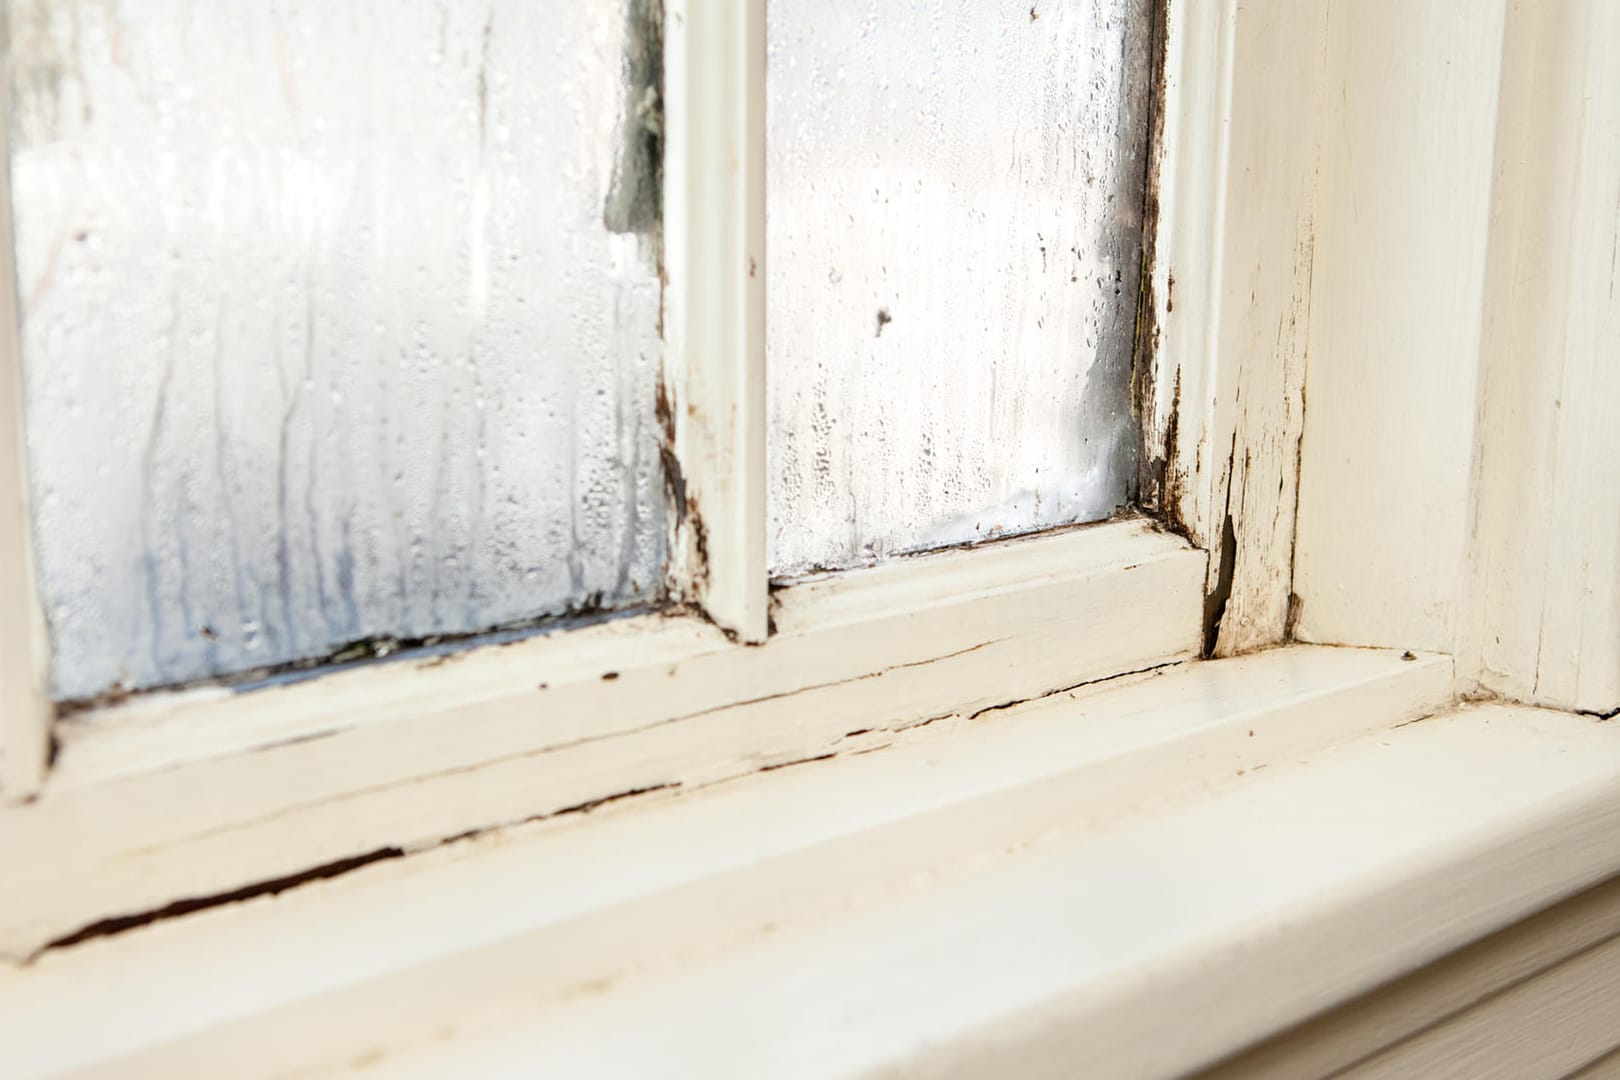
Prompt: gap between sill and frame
<box><xmin>20</xmin><ymin>656</ymin><xmax>1190</xmax><ymax>965</ymax></box>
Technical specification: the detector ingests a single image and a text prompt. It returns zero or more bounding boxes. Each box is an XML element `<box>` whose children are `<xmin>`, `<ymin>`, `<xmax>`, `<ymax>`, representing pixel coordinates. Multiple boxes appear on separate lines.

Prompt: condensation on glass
<box><xmin>766</xmin><ymin>0</ymin><xmax>1153</xmax><ymax>577</ymax></box>
<box><xmin>8</xmin><ymin>1</ymin><xmax>666</xmax><ymax>700</ymax></box>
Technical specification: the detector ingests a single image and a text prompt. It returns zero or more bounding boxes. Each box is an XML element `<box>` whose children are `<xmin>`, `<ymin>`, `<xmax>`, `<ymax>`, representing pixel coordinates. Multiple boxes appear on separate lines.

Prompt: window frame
<box><xmin>0</xmin><ymin>0</ymin><xmax>1301</xmax><ymax>959</ymax></box>
<box><xmin>5</xmin><ymin>0</ymin><xmax>1620</xmax><ymax>1072</ymax></box>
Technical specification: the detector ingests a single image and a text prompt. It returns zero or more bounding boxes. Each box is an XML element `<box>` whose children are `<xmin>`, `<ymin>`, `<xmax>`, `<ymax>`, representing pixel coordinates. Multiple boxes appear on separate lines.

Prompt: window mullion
<box><xmin>662</xmin><ymin>0</ymin><xmax>769</xmax><ymax>642</ymax></box>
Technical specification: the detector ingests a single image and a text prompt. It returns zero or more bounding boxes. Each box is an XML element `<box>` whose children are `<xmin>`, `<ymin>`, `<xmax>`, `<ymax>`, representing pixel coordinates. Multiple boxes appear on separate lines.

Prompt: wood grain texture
<box><xmin>1196</xmin><ymin>875</ymin><xmax>1620</xmax><ymax>1080</ymax></box>
<box><xmin>0</xmin><ymin>521</ymin><xmax>1202</xmax><ymax>958</ymax></box>
<box><xmin>1464</xmin><ymin>0</ymin><xmax>1620</xmax><ymax>714</ymax></box>
<box><xmin>1570</xmin><ymin>1047</ymin><xmax>1620</xmax><ymax>1080</ymax></box>
<box><xmin>0</xmin><ymin>647</ymin><xmax>1451</xmax><ymax>1079</ymax></box>
<box><xmin>1143</xmin><ymin>0</ymin><xmax>1327</xmax><ymax>657</ymax></box>
<box><xmin>1338</xmin><ymin>931</ymin><xmax>1620</xmax><ymax>1080</ymax></box>
<box><xmin>1292</xmin><ymin>0</ymin><xmax>1619</xmax><ymax>718</ymax></box>
<box><xmin>1292</xmin><ymin>0</ymin><xmax>1509</xmax><ymax>653</ymax></box>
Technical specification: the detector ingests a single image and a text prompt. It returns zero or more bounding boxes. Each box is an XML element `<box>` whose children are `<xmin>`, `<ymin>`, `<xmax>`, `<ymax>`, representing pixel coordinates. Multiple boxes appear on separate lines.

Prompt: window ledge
<box><xmin>9</xmin><ymin>646</ymin><xmax>1620</xmax><ymax>1079</ymax></box>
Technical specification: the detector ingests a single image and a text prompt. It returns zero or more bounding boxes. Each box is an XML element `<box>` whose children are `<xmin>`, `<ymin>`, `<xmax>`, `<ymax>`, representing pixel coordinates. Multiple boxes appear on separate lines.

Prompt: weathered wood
<box><xmin>1143</xmin><ymin>0</ymin><xmax>1327</xmax><ymax>657</ymax></box>
<box><xmin>0</xmin><ymin>647</ymin><xmax>1452</xmax><ymax>1079</ymax></box>
<box><xmin>0</xmin><ymin>520</ymin><xmax>1202</xmax><ymax>957</ymax></box>
<box><xmin>1292</xmin><ymin>0</ymin><xmax>1620</xmax><ymax>720</ymax></box>
<box><xmin>661</xmin><ymin>0</ymin><xmax>769</xmax><ymax>641</ymax></box>
<box><xmin>1292</xmin><ymin>1</ymin><xmax>1509</xmax><ymax>655</ymax></box>
<box><xmin>1463</xmin><ymin>0</ymin><xmax>1620</xmax><ymax>714</ymax></box>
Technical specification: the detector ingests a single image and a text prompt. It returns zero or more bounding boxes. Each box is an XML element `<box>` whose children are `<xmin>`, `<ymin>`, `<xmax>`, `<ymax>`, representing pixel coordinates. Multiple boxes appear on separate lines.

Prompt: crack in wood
<box><xmin>23</xmin><ymin>649</ymin><xmax>1191</xmax><ymax>963</ymax></box>
<box><xmin>33</xmin><ymin>847</ymin><xmax>405</xmax><ymax>962</ymax></box>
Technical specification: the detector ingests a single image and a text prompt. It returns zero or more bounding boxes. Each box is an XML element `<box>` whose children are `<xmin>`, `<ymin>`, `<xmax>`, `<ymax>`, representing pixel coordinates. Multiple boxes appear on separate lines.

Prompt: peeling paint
<box><xmin>22</xmin><ymin>647</ymin><xmax>1193</xmax><ymax>961</ymax></box>
<box><xmin>1132</xmin><ymin>0</ymin><xmax>1173</xmax><ymax>518</ymax></box>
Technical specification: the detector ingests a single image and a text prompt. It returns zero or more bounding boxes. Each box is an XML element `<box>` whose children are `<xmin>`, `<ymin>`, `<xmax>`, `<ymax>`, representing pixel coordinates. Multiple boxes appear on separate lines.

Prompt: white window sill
<box><xmin>7</xmin><ymin>645</ymin><xmax>1620</xmax><ymax>1079</ymax></box>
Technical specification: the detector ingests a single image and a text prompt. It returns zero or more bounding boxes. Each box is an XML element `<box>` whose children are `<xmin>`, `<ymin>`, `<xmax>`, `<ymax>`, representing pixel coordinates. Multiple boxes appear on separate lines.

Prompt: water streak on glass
<box><xmin>8</xmin><ymin>0</ymin><xmax>666</xmax><ymax>700</ymax></box>
<box><xmin>766</xmin><ymin>0</ymin><xmax>1152</xmax><ymax>576</ymax></box>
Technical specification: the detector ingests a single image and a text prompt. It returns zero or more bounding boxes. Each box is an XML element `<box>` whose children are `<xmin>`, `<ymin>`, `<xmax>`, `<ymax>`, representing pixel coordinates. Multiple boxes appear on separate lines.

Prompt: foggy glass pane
<box><xmin>9</xmin><ymin>1</ymin><xmax>666</xmax><ymax>700</ymax></box>
<box><xmin>766</xmin><ymin>0</ymin><xmax>1152</xmax><ymax>576</ymax></box>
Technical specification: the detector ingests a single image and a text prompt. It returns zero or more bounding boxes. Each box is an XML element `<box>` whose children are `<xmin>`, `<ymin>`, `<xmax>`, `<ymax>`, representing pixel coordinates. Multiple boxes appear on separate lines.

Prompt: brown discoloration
<box><xmin>968</xmin><ymin>656</ymin><xmax>1180</xmax><ymax>721</ymax></box>
<box><xmin>1156</xmin><ymin>369</ymin><xmax>1187</xmax><ymax>531</ymax></box>
<box><xmin>655</xmin><ymin>366</ymin><xmax>712</xmax><ymax>603</ymax></box>
<box><xmin>39</xmin><ymin>847</ymin><xmax>406</xmax><ymax>956</ymax></box>
<box><xmin>1392</xmin><ymin>712</ymin><xmax>1435</xmax><ymax>729</ymax></box>
<box><xmin>1202</xmin><ymin>448</ymin><xmax>1238</xmax><ymax>658</ymax></box>
<box><xmin>1132</xmin><ymin>0</ymin><xmax>1179</xmax><ymax>534</ymax></box>
<box><xmin>758</xmin><ymin>752</ymin><xmax>836</xmax><ymax>773</ymax></box>
<box><xmin>26</xmin><ymin>631</ymin><xmax>1194</xmax><ymax>958</ymax></box>
<box><xmin>550</xmin><ymin>782</ymin><xmax>679</xmax><ymax>817</ymax></box>
<box><xmin>1285</xmin><ymin>592</ymin><xmax>1304</xmax><ymax>640</ymax></box>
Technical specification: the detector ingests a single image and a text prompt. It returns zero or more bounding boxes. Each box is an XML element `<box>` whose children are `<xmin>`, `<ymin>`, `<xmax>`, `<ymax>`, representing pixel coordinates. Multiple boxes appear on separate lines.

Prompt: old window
<box><xmin>9</xmin><ymin>2</ymin><xmax>667</xmax><ymax>700</ymax></box>
<box><xmin>0</xmin><ymin>0</ymin><xmax>1185</xmax><ymax>956</ymax></box>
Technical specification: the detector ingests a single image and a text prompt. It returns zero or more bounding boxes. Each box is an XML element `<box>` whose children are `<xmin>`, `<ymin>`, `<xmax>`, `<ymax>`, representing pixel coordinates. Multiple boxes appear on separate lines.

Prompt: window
<box><xmin>11</xmin><ymin>2</ymin><xmax>668</xmax><ymax>701</ymax></box>
<box><xmin>7</xmin><ymin>0</ymin><xmax>1620</xmax><ymax>1075</ymax></box>
<box><xmin>765</xmin><ymin>0</ymin><xmax>1152</xmax><ymax>574</ymax></box>
<box><xmin>0</xmin><ymin>0</ymin><xmax>1201</xmax><ymax>957</ymax></box>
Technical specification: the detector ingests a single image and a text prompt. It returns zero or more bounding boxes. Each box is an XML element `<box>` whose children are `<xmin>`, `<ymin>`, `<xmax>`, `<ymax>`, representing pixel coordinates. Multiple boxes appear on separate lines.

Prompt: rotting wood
<box><xmin>1138</xmin><ymin>0</ymin><xmax>1325</xmax><ymax>659</ymax></box>
<box><xmin>658</xmin><ymin>0</ymin><xmax>767</xmax><ymax>642</ymax></box>
<box><xmin>21</xmin><ymin>655</ymin><xmax>1183</xmax><ymax>963</ymax></box>
<box><xmin>40</xmin><ymin>848</ymin><xmax>406</xmax><ymax>955</ymax></box>
<box><xmin>0</xmin><ymin>647</ymin><xmax>1453</xmax><ymax>1080</ymax></box>
<box><xmin>1131</xmin><ymin>0</ymin><xmax>1172</xmax><ymax>511</ymax></box>
<box><xmin>0</xmin><ymin>521</ymin><xmax>1204</xmax><ymax>958</ymax></box>
<box><xmin>20</xmin><ymin>659</ymin><xmax>1176</xmax><ymax>962</ymax></box>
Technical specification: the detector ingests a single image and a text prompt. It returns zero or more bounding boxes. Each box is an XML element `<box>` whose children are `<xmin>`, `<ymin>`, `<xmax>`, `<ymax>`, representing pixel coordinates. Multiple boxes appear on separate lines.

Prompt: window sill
<box><xmin>8</xmin><ymin>645</ymin><xmax>1620</xmax><ymax>1079</ymax></box>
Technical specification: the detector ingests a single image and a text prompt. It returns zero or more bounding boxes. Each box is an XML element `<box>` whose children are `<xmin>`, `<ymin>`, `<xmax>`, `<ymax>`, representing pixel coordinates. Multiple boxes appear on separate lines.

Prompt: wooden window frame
<box><xmin>0</xmin><ymin>0</ymin><xmax>1285</xmax><ymax>959</ymax></box>
<box><xmin>5</xmin><ymin>0</ymin><xmax>1620</xmax><ymax>1073</ymax></box>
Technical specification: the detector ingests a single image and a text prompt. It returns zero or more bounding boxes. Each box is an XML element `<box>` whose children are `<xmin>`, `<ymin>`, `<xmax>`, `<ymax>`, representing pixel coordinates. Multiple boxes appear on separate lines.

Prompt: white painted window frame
<box><xmin>5</xmin><ymin>0</ymin><xmax>1620</xmax><ymax>1074</ymax></box>
<box><xmin>0</xmin><ymin>0</ymin><xmax>1275</xmax><ymax>958</ymax></box>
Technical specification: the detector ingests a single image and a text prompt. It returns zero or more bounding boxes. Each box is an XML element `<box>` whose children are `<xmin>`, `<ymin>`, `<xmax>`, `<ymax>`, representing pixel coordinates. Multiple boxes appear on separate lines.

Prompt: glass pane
<box><xmin>9</xmin><ymin>1</ymin><xmax>666</xmax><ymax>700</ymax></box>
<box><xmin>766</xmin><ymin>0</ymin><xmax>1152</xmax><ymax>576</ymax></box>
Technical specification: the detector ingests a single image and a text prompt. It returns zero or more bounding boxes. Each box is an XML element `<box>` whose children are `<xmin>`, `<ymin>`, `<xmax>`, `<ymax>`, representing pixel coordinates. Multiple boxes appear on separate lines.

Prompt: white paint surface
<box><xmin>0</xmin><ymin>646</ymin><xmax>1452</xmax><ymax>1078</ymax></box>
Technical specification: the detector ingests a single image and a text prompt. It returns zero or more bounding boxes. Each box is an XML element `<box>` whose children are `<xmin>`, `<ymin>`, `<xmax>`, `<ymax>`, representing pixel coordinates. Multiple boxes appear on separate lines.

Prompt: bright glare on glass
<box><xmin>9</xmin><ymin>1</ymin><xmax>666</xmax><ymax>700</ymax></box>
<box><xmin>766</xmin><ymin>0</ymin><xmax>1153</xmax><ymax>576</ymax></box>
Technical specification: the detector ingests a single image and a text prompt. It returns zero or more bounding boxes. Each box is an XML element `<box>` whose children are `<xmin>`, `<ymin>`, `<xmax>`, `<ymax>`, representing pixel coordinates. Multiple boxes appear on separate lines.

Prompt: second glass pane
<box><xmin>767</xmin><ymin>0</ymin><xmax>1152</xmax><ymax>576</ymax></box>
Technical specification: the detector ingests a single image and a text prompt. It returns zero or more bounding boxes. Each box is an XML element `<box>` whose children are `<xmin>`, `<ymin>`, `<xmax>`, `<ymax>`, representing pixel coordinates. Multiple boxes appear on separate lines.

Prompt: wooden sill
<box><xmin>9</xmin><ymin>646</ymin><xmax>1620</xmax><ymax>1078</ymax></box>
<box><xmin>2</xmin><ymin>519</ymin><xmax>1204</xmax><ymax>956</ymax></box>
